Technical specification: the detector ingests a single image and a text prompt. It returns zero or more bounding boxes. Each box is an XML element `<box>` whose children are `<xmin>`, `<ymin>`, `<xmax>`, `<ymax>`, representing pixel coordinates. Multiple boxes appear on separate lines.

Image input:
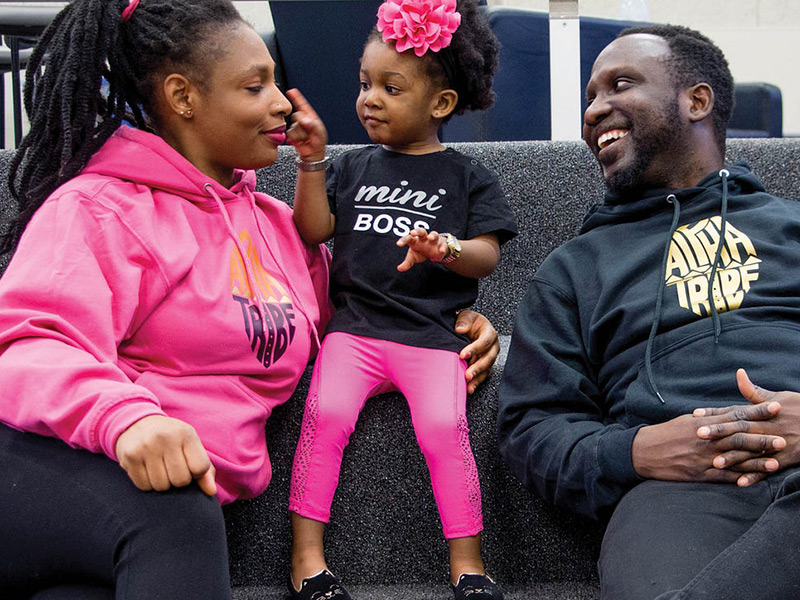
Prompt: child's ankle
<box><xmin>291</xmin><ymin>555</ymin><xmax>328</xmax><ymax>588</ymax></box>
<box><xmin>448</xmin><ymin>534</ymin><xmax>486</xmax><ymax>583</ymax></box>
<box><xmin>450</xmin><ymin>563</ymin><xmax>486</xmax><ymax>584</ymax></box>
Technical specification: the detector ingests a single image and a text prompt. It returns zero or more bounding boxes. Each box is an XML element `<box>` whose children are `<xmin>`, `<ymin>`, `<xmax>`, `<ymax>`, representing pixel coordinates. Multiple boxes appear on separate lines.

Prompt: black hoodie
<box><xmin>498</xmin><ymin>164</ymin><xmax>800</xmax><ymax>520</ymax></box>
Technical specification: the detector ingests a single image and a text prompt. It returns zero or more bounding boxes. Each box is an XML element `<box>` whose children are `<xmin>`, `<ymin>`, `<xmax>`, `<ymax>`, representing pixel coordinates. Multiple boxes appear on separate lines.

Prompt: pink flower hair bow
<box><xmin>376</xmin><ymin>0</ymin><xmax>462</xmax><ymax>57</ymax></box>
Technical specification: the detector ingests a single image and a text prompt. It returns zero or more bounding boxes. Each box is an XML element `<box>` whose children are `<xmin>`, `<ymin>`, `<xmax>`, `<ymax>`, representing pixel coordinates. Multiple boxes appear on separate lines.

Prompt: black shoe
<box><xmin>451</xmin><ymin>573</ymin><xmax>504</xmax><ymax>600</ymax></box>
<box><xmin>287</xmin><ymin>569</ymin><xmax>353</xmax><ymax>600</ymax></box>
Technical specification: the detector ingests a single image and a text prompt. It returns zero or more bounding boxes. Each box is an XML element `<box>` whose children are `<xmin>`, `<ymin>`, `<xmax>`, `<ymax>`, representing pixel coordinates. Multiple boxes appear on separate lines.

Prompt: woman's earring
<box><xmin>180</xmin><ymin>109</ymin><xmax>193</xmax><ymax>118</ymax></box>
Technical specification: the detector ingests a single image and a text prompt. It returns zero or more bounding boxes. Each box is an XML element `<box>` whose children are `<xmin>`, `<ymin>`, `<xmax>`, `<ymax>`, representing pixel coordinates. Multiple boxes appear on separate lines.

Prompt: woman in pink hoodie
<box><xmin>0</xmin><ymin>0</ymin><xmax>499</xmax><ymax>598</ymax></box>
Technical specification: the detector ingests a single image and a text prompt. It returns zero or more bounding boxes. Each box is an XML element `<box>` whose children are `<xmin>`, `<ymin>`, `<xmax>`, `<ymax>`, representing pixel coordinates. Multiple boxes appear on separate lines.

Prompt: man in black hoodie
<box><xmin>498</xmin><ymin>24</ymin><xmax>800</xmax><ymax>600</ymax></box>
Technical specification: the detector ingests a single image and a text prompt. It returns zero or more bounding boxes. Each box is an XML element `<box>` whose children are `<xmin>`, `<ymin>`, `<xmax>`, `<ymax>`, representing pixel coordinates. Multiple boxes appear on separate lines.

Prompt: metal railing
<box><xmin>0</xmin><ymin>5</ymin><xmax>61</xmax><ymax>147</ymax></box>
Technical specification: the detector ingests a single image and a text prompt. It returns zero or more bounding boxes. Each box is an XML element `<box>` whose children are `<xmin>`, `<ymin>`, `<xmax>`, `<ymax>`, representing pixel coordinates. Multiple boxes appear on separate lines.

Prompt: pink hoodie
<box><xmin>0</xmin><ymin>126</ymin><xmax>332</xmax><ymax>504</ymax></box>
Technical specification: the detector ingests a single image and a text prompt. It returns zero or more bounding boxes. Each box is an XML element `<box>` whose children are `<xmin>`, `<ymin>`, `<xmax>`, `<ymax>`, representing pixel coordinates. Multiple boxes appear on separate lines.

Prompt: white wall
<box><xmin>234</xmin><ymin>1</ymin><xmax>272</xmax><ymax>31</ymax></box>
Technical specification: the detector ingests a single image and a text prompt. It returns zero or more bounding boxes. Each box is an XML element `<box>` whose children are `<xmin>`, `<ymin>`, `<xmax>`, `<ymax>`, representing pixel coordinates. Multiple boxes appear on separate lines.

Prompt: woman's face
<box><xmin>184</xmin><ymin>24</ymin><xmax>291</xmax><ymax>185</ymax></box>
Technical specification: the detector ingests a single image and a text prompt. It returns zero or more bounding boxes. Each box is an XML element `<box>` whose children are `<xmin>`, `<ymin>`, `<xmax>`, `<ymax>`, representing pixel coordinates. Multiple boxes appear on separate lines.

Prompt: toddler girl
<box><xmin>286</xmin><ymin>1</ymin><xmax>516</xmax><ymax>598</ymax></box>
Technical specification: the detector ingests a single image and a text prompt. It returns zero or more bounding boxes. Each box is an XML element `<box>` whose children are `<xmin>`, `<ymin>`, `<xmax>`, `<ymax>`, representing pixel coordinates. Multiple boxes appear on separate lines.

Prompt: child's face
<box><xmin>357</xmin><ymin>41</ymin><xmax>444</xmax><ymax>152</ymax></box>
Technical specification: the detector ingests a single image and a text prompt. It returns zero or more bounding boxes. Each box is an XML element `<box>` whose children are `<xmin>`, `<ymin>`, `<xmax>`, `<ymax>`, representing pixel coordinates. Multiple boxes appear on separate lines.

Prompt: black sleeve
<box><xmin>465</xmin><ymin>168</ymin><xmax>517</xmax><ymax>244</ymax></box>
<box><xmin>497</xmin><ymin>275</ymin><xmax>644</xmax><ymax>521</ymax></box>
<box><xmin>326</xmin><ymin>158</ymin><xmax>340</xmax><ymax>216</ymax></box>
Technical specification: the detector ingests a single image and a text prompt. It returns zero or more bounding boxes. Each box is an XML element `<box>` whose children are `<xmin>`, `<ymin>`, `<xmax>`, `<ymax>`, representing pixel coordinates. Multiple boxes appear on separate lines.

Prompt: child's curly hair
<box><xmin>368</xmin><ymin>0</ymin><xmax>499</xmax><ymax>121</ymax></box>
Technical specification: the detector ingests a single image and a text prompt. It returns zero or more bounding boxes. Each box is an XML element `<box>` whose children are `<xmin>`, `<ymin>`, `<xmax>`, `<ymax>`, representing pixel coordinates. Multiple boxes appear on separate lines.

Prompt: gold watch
<box><xmin>441</xmin><ymin>233</ymin><xmax>462</xmax><ymax>264</ymax></box>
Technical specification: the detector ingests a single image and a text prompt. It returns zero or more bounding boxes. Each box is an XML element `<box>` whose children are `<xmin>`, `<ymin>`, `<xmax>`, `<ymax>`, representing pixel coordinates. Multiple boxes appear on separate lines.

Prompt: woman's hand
<box><xmin>456</xmin><ymin>310</ymin><xmax>500</xmax><ymax>394</ymax></box>
<box><xmin>115</xmin><ymin>415</ymin><xmax>217</xmax><ymax>497</ymax></box>
<box><xmin>286</xmin><ymin>88</ymin><xmax>328</xmax><ymax>162</ymax></box>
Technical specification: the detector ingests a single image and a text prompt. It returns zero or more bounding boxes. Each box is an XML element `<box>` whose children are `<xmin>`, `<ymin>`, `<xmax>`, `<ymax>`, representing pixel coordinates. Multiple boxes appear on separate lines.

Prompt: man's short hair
<box><xmin>618</xmin><ymin>24</ymin><xmax>734</xmax><ymax>154</ymax></box>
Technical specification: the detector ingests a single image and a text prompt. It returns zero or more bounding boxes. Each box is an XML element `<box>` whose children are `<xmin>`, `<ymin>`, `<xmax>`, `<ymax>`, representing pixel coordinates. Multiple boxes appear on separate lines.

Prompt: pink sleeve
<box><xmin>0</xmin><ymin>192</ymin><xmax>173</xmax><ymax>459</ymax></box>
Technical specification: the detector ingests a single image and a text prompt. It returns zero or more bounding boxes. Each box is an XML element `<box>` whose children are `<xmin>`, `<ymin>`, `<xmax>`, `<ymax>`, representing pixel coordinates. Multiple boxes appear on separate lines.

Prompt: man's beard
<box><xmin>605</xmin><ymin>95</ymin><xmax>682</xmax><ymax>196</ymax></box>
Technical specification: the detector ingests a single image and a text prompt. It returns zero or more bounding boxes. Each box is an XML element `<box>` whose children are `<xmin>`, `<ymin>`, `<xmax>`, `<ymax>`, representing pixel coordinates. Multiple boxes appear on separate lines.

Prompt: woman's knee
<box><xmin>126</xmin><ymin>483</ymin><xmax>228</xmax><ymax>560</ymax></box>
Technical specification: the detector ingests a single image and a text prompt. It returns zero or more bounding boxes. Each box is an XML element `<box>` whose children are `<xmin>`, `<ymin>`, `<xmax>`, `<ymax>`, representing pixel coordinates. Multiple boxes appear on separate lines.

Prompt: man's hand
<box><xmin>693</xmin><ymin>368</ymin><xmax>800</xmax><ymax>486</ymax></box>
<box><xmin>456</xmin><ymin>310</ymin><xmax>499</xmax><ymax>394</ymax></box>
<box><xmin>396</xmin><ymin>228</ymin><xmax>448</xmax><ymax>272</ymax></box>
<box><xmin>115</xmin><ymin>415</ymin><xmax>217</xmax><ymax>497</ymax></box>
<box><xmin>632</xmin><ymin>388</ymin><xmax>785</xmax><ymax>484</ymax></box>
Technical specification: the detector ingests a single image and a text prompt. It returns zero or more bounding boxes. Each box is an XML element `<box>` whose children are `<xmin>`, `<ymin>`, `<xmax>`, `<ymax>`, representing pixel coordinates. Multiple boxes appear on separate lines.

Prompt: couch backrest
<box><xmin>4</xmin><ymin>140</ymin><xmax>800</xmax><ymax>300</ymax></box>
<box><xmin>5</xmin><ymin>139</ymin><xmax>800</xmax><ymax>325</ymax></box>
<box><xmin>251</xmin><ymin>139</ymin><xmax>800</xmax><ymax>335</ymax></box>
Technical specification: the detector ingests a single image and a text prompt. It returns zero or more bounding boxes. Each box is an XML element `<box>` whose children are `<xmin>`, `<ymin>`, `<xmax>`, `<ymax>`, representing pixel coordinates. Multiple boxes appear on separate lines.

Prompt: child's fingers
<box><xmin>286</xmin><ymin>88</ymin><xmax>322</xmax><ymax>121</ymax></box>
<box><xmin>397</xmin><ymin>250</ymin><xmax>416</xmax><ymax>272</ymax></box>
<box><xmin>286</xmin><ymin>122</ymin><xmax>309</xmax><ymax>146</ymax></box>
<box><xmin>287</xmin><ymin>118</ymin><xmax>324</xmax><ymax>146</ymax></box>
<box><xmin>396</xmin><ymin>229</ymin><xmax>425</xmax><ymax>247</ymax></box>
<box><xmin>287</xmin><ymin>112</ymin><xmax>327</xmax><ymax>156</ymax></box>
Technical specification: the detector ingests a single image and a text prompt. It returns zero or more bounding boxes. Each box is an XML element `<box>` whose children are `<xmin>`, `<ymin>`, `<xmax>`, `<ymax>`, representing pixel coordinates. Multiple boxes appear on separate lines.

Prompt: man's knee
<box><xmin>599</xmin><ymin>480</ymin><xmax>769</xmax><ymax>600</ymax></box>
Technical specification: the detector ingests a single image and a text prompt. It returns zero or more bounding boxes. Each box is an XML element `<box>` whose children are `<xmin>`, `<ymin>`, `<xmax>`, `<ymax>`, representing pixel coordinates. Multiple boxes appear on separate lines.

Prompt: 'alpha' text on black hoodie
<box><xmin>498</xmin><ymin>164</ymin><xmax>800</xmax><ymax>520</ymax></box>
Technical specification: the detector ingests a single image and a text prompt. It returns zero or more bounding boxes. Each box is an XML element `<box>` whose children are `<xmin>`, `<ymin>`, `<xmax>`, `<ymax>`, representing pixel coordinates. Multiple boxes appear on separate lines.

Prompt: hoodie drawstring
<box><xmin>246</xmin><ymin>193</ymin><xmax>322</xmax><ymax>352</ymax></box>
<box><xmin>204</xmin><ymin>183</ymin><xmax>267</xmax><ymax>314</ymax></box>
<box><xmin>645</xmin><ymin>169</ymin><xmax>732</xmax><ymax>403</ymax></box>
<box><xmin>708</xmin><ymin>169</ymin><xmax>730</xmax><ymax>342</ymax></box>
<box><xmin>644</xmin><ymin>194</ymin><xmax>681</xmax><ymax>404</ymax></box>
<box><xmin>204</xmin><ymin>182</ymin><xmax>322</xmax><ymax>353</ymax></box>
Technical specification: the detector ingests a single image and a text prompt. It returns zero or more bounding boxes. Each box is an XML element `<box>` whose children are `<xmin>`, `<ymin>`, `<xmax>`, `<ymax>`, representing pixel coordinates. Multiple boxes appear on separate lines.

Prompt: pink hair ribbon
<box><xmin>121</xmin><ymin>0</ymin><xmax>140</xmax><ymax>23</ymax></box>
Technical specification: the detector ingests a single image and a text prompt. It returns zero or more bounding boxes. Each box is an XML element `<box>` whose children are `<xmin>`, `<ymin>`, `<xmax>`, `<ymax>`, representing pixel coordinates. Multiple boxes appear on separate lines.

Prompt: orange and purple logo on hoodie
<box><xmin>230</xmin><ymin>231</ymin><xmax>297</xmax><ymax>368</ymax></box>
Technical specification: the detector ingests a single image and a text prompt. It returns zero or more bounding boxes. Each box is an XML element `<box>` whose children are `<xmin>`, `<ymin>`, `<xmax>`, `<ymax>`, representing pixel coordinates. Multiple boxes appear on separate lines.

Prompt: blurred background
<box><xmin>1</xmin><ymin>0</ymin><xmax>797</xmax><ymax>147</ymax></box>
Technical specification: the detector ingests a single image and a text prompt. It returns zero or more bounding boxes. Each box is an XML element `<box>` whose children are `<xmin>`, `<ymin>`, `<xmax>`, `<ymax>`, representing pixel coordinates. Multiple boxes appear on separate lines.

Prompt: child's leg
<box><xmin>289</xmin><ymin>332</ymin><xmax>389</xmax><ymax>585</ymax></box>
<box><xmin>386</xmin><ymin>344</ymin><xmax>485</xmax><ymax>581</ymax></box>
<box><xmin>290</xmin><ymin>512</ymin><xmax>328</xmax><ymax>588</ymax></box>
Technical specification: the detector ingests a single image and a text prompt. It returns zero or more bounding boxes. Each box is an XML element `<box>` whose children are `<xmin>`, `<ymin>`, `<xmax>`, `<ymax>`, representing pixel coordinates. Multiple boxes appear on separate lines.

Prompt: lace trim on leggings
<box><xmin>457</xmin><ymin>414</ymin><xmax>483</xmax><ymax>526</ymax></box>
<box><xmin>289</xmin><ymin>392</ymin><xmax>319</xmax><ymax>508</ymax></box>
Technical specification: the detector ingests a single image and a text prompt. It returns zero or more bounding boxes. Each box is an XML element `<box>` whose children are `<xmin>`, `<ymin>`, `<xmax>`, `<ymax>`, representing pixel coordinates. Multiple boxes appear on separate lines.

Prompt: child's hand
<box><xmin>286</xmin><ymin>88</ymin><xmax>328</xmax><ymax>162</ymax></box>
<box><xmin>396</xmin><ymin>228</ymin><xmax>448</xmax><ymax>272</ymax></box>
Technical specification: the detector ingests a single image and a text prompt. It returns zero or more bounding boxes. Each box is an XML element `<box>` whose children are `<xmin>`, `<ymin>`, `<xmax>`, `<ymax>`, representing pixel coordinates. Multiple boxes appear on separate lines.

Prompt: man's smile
<box><xmin>598</xmin><ymin>128</ymin><xmax>630</xmax><ymax>151</ymax></box>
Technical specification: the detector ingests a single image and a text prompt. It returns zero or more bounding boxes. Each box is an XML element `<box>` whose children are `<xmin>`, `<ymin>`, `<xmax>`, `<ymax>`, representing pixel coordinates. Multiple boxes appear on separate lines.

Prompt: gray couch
<box><xmin>2</xmin><ymin>138</ymin><xmax>800</xmax><ymax>599</ymax></box>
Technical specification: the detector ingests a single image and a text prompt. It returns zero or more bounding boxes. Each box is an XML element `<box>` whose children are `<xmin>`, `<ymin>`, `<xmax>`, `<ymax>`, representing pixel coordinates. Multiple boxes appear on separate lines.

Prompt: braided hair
<box><xmin>368</xmin><ymin>0</ymin><xmax>499</xmax><ymax>120</ymax></box>
<box><xmin>2</xmin><ymin>0</ymin><xmax>245</xmax><ymax>255</ymax></box>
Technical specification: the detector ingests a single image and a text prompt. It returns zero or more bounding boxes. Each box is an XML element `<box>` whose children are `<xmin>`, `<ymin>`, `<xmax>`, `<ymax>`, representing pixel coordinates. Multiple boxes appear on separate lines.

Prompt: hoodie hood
<box><xmin>580</xmin><ymin>162</ymin><xmax>764</xmax><ymax>233</ymax></box>
<box><xmin>82</xmin><ymin>125</ymin><xmax>254</xmax><ymax>205</ymax></box>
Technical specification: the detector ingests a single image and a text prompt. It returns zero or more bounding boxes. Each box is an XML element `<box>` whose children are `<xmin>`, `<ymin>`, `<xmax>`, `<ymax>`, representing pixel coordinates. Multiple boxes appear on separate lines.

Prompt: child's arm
<box><xmin>286</xmin><ymin>88</ymin><xmax>335</xmax><ymax>245</ymax></box>
<box><xmin>396</xmin><ymin>228</ymin><xmax>500</xmax><ymax>279</ymax></box>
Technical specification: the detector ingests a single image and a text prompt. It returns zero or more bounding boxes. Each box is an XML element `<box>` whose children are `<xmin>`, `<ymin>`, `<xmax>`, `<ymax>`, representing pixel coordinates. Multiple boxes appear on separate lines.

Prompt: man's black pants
<box><xmin>0</xmin><ymin>424</ymin><xmax>231</xmax><ymax>599</ymax></box>
<box><xmin>600</xmin><ymin>468</ymin><xmax>800</xmax><ymax>600</ymax></box>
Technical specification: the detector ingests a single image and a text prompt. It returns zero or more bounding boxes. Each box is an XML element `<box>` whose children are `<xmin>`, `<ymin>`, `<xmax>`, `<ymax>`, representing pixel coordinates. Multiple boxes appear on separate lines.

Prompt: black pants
<box><xmin>0</xmin><ymin>424</ymin><xmax>231</xmax><ymax>599</ymax></box>
<box><xmin>599</xmin><ymin>469</ymin><xmax>800</xmax><ymax>600</ymax></box>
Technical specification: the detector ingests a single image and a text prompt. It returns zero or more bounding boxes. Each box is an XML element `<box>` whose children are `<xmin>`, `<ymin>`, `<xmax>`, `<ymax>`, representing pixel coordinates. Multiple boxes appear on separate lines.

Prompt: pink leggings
<box><xmin>289</xmin><ymin>332</ymin><xmax>483</xmax><ymax>539</ymax></box>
